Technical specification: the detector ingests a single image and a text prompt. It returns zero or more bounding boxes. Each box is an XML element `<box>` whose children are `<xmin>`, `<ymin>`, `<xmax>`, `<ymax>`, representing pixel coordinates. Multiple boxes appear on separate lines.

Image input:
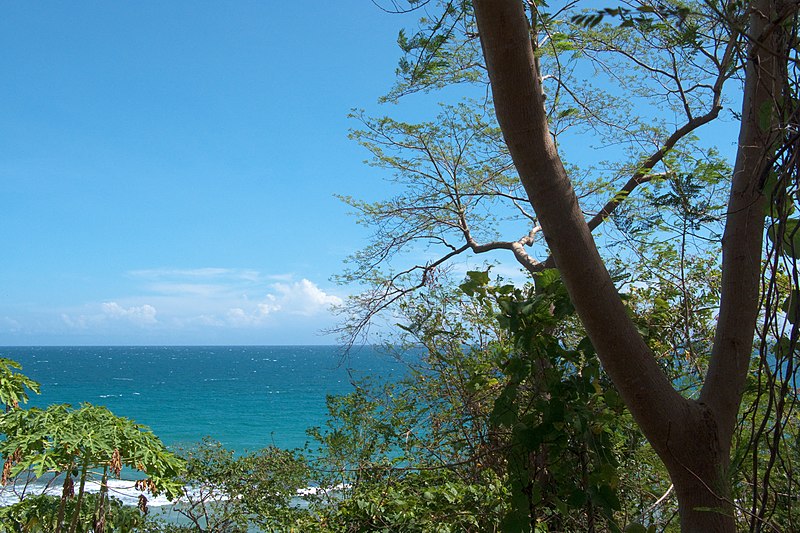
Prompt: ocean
<box><xmin>0</xmin><ymin>345</ymin><xmax>407</xmax><ymax>509</ymax></box>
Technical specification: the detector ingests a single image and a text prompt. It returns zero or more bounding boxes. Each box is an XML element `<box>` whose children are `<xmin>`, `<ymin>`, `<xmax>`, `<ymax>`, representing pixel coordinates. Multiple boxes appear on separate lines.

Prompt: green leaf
<box><xmin>556</xmin><ymin>107</ymin><xmax>579</xmax><ymax>119</ymax></box>
<box><xmin>768</xmin><ymin>218</ymin><xmax>800</xmax><ymax>257</ymax></box>
<box><xmin>782</xmin><ymin>291</ymin><xmax>800</xmax><ymax>324</ymax></box>
<box><xmin>460</xmin><ymin>270</ymin><xmax>491</xmax><ymax>296</ymax></box>
<box><xmin>767</xmin><ymin>218</ymin><xmax>800</xmax><ymax>259</ymax></box>
<box><xmin>533</xmin><ymin>269</ymin><xmax>560</xmax><ymax>294</ymax></box>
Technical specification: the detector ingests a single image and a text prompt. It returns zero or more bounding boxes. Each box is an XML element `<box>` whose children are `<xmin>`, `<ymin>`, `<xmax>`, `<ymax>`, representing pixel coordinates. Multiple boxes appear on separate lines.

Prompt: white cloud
<box><xmin>129</xmin><ymin>268</ymin><xmax>263</xmax><ymax>282</ymax></box>
<box><xmin>54</xmin><ymin>269</ymin><xmax>345</xmax><ymax>343</ymax></box>
<box><xmin>226</xmin><ymin>295</ymin><xmax>280</xmax><ymax>326</ymax></box>
<box><xmin>59</xmin><ymin>302</ymin><xmax>159</xmax><ymax>333</ymax></box>
<box><xmin>61</xmin><ymin>313</ymin><xmax>89</xmax><ymax>329</ymax></box>
<box><xmin>224</xmin><ymin>280</ymin><xmax>341</xmax><ymax>326</ymax></box>
<box><xmin>258</xmin><ymin>294</ymin><xmax>282</xmax><ymax>315</ymax></box>
<box><xmin>269</xmin><ymin>279</ymin><xmax>343</xmax><ymax>316</ymax></box>
<box><xmin>101</xmin><ymin>302</ymin><xmax>158</xmax><ymax>324</ymax></box>
<box><xmin>226</xmin><ymin>307</ymin><xmax>252</xmax><ymax>326</ymax></box>
<box><xmin>146</xmin><ymin>283</ymin><xmax>227</xmax><ymax>297</ymax></box>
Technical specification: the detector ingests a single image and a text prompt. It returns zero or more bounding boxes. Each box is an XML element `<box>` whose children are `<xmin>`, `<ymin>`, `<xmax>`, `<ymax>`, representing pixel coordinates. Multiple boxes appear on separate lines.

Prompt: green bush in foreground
<box><xmin>0</xmin><ymin>493</ymin><xmax>145</xmax><ymax>533</ymax></box>
<box><xmin>0</xmin><ymin>403</ymin><xmax>184</xmax><ymax>533</ymax></box>
<box><xmin>155</xmin><ymin>438</ymin><xmax>310</xmax><ymax>532</ymax></box>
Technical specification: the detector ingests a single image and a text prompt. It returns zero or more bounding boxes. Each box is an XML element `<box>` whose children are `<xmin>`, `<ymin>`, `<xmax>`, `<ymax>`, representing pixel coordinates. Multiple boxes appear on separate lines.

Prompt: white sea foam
<box><xmin>0</xmin><ymin>477</ymin><xmax>175</xmax><ymax>508</ymax></box>
<box><xmin>295</xmin><ymin>483</ymin><xmax>349</xmax><ymax>497</ymax></box>
<box><xmin>0</xmin><ymin>478</ymin><xmax>349</xmax><ymax>509</ymax></box>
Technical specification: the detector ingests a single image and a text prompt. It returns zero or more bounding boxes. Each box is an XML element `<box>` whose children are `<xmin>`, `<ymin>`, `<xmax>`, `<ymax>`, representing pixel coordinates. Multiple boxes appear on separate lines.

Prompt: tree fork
<box><xmin>472</xmin><ymin>0</ymin><xmax>788</xmax><ymax>530</ymax></box>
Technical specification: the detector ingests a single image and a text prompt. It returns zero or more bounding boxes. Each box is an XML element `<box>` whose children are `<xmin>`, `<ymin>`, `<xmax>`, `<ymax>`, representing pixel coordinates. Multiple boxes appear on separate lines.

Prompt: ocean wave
<box><xmin>0</xmin><ymin>477</ymin><xmax>174</xmax><ymax>508</ymax></box>
<box><xmin>0</xmin><ymin>478</ymin><xmax>350</xmax><ymax>509</ymax></box>
<box><xmin>296</xmin><ymin>483</ymin><xmax>349</xmax><ymax>497</ymax></box>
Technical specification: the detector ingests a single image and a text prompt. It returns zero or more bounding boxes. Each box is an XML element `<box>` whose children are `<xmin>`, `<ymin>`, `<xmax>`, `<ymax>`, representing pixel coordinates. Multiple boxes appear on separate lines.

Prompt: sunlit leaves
<box><xmin>0</xmin><ymin>358</ymin><xmax>40</xmax><ymax>411</ymax></box>
<box><xmin>171</xmin><ymin>439</ymin><xmax>309</xmax><ymax>531</ymax></box>
<box><xmin>571</xmin><ymin>3</ymin><xmax>692</xmax><ymax>31</ymax></box>
<box><xmin>385</xmin><ymin>1</ymin><xmax>480</xmax><ymax>102</ymax></box>
<box><xmin>767</xmin><ymin>218</ymin><xmax>800</xmax><ymax>259</ymax></box>
<box><xmin>462</xmin><ymin>270</ymin><xmax>626</xmax><ymax>531</ymax></box>
<box><xmin>0</xmin><ymin>404</ymin><xmax>184</xmax><ymax>496</ymax></box>
<box><xmin>0</xmin><ymin>402</ymin><xmax>184</xmax><ymax>531</ymax></box>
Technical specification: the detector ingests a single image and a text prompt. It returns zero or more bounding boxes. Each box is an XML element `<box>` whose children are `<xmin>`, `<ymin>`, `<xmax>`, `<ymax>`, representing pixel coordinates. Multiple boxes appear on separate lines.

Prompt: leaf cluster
<box><xmin>0</xmin><ymin>493</ymin><xmax>146</xmax><ymax>533</ymax></box>
<box><xmin>0</xmin><ymin>404</ymin><xmax>184</xmax><ymax>500</ymax></box>
<box><xmin>462</xmin><ymin>270</ymin><xmax>630</xmax><ymax>532</ymax></box>
<box><xmin>571</xmin><ymin>3</ymin><xmax>692</xmax><ymax>30</ymax></box>
<box><xmin>0</xmin><ymin>358</ymin><xmax>40</xmax><ymax>412</ymax></box>
<box><xmin>312</xmin><ymin>269</ymin><xmax>681</xmax><ymax>532</ymax></box>
<box><xmin>164</xmin><ymin>438</ymin><xmax>309</xmax><ymax>532</ymax></box>
<box><xmin>0</xmin><ymin>359</ymin><xmax>184</xmax><ymax>533</ymax></box>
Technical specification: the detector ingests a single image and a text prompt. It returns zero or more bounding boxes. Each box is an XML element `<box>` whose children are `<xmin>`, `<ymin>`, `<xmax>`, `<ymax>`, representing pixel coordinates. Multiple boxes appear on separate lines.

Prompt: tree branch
<box><xmin>473</xmin><ymin>0</ymin><xmax>686</xmax><ymax>454</ymax></box>
<box><xmin>701</xmin><ymin>0</ymin><xmax>788</xmax><ymax>446</ymax></box>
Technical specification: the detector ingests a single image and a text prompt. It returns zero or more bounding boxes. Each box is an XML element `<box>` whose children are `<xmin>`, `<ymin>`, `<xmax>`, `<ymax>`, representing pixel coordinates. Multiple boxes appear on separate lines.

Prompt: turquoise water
<box><xmin>0</xmin><ymin>346</ymin><xmax>408</xmax><ymax>513</ymax></box>
<box><xmin>0</xmin><ymin>345</ymin><xmax>405</xmax><ymax>452</ymax></box>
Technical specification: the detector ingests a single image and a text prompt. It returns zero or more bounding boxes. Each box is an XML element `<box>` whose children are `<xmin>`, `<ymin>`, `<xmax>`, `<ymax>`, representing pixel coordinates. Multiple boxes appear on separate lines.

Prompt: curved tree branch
<box><xmin>472</xmin><ymin>2</ymin><xmax>686</xmax><ymax>455</ymax></box>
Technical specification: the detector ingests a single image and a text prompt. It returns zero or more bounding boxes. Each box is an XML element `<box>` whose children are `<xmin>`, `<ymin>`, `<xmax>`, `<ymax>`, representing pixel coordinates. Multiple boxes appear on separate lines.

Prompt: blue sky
<box><xmin>0</xmin><ymin>2</ymin><xmax>425</xmax><ymax>345</ymax></box>
<box><xmin>0</xmin><ymin>3</ymin><xmax>744</xmax><ymax>346</ymax></box>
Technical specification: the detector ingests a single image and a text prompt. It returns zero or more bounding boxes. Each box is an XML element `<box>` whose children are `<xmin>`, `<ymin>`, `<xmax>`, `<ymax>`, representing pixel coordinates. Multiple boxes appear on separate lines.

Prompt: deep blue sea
<box><xmin>0</xmin><ymin>345</ymin><xmax>405</xmax><ymax>453</ymax></box>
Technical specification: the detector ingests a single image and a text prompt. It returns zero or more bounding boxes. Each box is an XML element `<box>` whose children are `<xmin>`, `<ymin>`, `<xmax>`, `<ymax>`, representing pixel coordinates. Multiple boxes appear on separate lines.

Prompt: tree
<box><xmin>316</xmin><ymin>268</ymin><xmax>696</xmax><ymax>531</ymax></box>
<box><xmin>0</xmin><ymin>358</ymin><xmax>40</xmax><ymax>412</ymax></box>
<box><xmin>163</xmin><ymin>439</ymin><xmax>309</xmax><ymax>532</ymax></box>
<box><xmin>0</xmin><ymin>403</ymin><xmax>184</xmax><ymax>533</ymax></box>
<box><xmin>0</xmin><ymin>493</ymin><xmax>147</xmax><ymax>533</ymax></box>
<box><xmin>342</xmin><ymin>1</ymin><xmax>799</xmax><ymax>531</ymax></box>
<box><xmin>472</xmin><ymin>1</ymin><xmax>794</xmax><ymax>530</ymax></box>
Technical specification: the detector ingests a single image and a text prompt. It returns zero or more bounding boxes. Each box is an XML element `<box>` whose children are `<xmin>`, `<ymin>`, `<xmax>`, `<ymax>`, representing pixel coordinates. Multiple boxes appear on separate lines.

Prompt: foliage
<box><xmin>317</xmin><ymin>469</ymin><xmax>508</xmax><ymax>533</ymax></box>
<box><xmin>309</xmin><ymin>268</ymin><xmax>699</xmax><ymax>531</ymax></box>
<box><xmin>0</xmin><ymin>358</ymin><xmax>40</xmax><ymax>412</ymax></box>
<box><xmin>571</xmin><ymin>4</ymin><xmax>693</xmax><ymax>30</ymax></box>
<box><xmin>0</xmin><ymin>493</ymin><xmax>145</xmax><ymax>533</ymax></box>
<box><xmin>0</xmin><ymin>403</ymin><xmax>184</xmax><ymax>533</ymax></box>
<box><xmin>734</xmin><ymin>20</ymin><xmax>800</xmax><ymax>527</ymax></box>
<box><xmin>306</xmin><ymin>381</ymin><xmax>509</xmax><ymax>532</ymax></box>
<box><xmin>382</xmin><ymin>0</ymin><xmax>480</xmax><ymax>102</ymax></box>
<box><xmin>0</xmin><ymin>1</ymin><xmax>795</xmax><ymax>530</ymax></box>
<box><xmin>462</xmin><ymin>270</ymin><xmax>631</xmax><ymax>532</ymax></box>
<box><xmin>158</xmin><ymin>438</ymin><xmax>310</xmax><ymax>532</ymax></box>
<box><xmin>337</xmin><ymin>0</ymin><xmax>741</xmax><ymax>351</ymax></box>
<box><xmin>731</xmin><ymin>361</ymin><xmax>800</xmax><ymax>531</ymax></box>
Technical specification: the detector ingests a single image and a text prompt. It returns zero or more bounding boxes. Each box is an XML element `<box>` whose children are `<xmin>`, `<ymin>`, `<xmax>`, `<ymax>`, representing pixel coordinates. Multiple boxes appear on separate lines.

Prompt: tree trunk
<box><xmin>68</xmin><ymin>458</ymin><xmax>90</xmax><ymax>533</ymax></box>
<box><xmin>471</xmin><ymin>0</ymin><xmax>787</xmax><ymax>530</ymax></box>
<box><xmin>55</xmin><ymin>463</ymin><xmax>75</xmax><ymax>533</ymax></box>
<box><xmin>660</xmin><ymin>400</ymin><xmax>734</xmax><ymax>531</ymax></box>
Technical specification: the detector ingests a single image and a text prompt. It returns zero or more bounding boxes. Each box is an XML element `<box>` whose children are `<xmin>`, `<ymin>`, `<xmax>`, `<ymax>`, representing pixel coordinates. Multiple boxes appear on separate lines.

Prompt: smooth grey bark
<box><xmin>471</xmin><ymin>0</ymin><xmax>786</xmax><ymax>531</ymax></box>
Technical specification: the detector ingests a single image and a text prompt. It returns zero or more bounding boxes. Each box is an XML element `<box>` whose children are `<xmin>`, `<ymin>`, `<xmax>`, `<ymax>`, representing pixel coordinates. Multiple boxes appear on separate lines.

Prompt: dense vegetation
<box><xmin>1</xmin><ymin>262</ymin><xmax>798</xmax><ymax>531</ymax></box>
<box><xmin>2</xmin><ymin>0</ymin><xmax>800</xmax><ymax>531</ymax></box>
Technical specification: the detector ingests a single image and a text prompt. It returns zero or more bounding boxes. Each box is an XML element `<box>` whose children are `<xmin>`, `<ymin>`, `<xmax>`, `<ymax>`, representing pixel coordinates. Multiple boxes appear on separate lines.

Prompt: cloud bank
<box><xmin>48</xmin><ymin>268</ymin><xmax>344</xmax><ymax>344</ymax></box>
<box><xmin>101</xmin><ymin>302</ymin><xmax>158</xmax><ymax>324</ymax></box>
